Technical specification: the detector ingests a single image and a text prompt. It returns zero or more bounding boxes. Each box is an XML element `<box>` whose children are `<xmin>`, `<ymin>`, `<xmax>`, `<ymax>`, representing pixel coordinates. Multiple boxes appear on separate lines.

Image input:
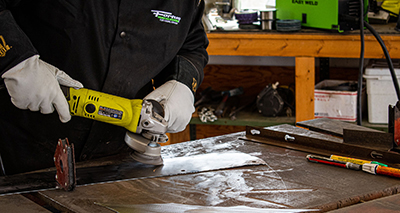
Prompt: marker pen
<box><xmin>306</xmin><ymin>154</ymin><xmax>361</xmax><ymax>170</ymax></box>
<box><xmin>362</xmin><ymin>163</ymin><xmax>400</xmax><ymax>178</ymax></box>
<box><xmin>330</xmin><ymin>155</ymin><xmax>387</xmax><ymax>167</ymax></box>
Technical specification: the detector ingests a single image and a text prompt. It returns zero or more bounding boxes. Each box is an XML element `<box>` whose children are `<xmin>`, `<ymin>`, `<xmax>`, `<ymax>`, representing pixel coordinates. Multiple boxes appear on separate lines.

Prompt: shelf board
<box><xmin>191</xmin><ymin>111</ymin><xmax>295</xmax><ymax>127</ymax></box>
<box><xmin>191</xmin><ymin>111</ymin><xmax>389</xmax><ymax>132</ymax></box>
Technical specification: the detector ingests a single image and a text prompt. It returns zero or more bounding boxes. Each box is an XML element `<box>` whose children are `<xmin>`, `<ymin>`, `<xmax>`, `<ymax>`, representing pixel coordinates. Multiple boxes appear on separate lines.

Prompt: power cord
<box><xmin>356</xmin><ymin>0</ymin><xmax>400</xmax><ymax>125</ymax></box>
<box><xmin>357</xmin><ymin>0</ymin><xmax>365</xmax><ymax>126</ymax></box>
<box><xmin>364</xmin><ymin>21</ymin><xmax>400</xmax><ymax>100</ymax></box>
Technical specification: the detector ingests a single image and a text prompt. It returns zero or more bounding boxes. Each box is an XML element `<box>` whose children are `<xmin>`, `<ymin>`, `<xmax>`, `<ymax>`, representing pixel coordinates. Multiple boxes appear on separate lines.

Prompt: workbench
<box><xmin>206</xmin><ymin>22</ymin><xmax>400</xmax><ymax>123</ymax></box>
<box><xmin>2</xmin><ymin>119</ymin><xmax>400</xmax><ymax>212</ymax></box>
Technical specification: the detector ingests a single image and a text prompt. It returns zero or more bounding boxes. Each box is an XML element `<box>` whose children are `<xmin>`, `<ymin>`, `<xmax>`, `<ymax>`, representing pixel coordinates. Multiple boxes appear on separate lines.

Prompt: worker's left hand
<box><xmin>144</xmin><ymin>80</ymin><xmax>195</xmax><ymax>133</ymax></box>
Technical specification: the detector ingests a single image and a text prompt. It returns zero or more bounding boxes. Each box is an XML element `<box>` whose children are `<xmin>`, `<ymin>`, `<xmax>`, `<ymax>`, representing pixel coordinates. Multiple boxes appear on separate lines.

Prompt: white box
<box><xmin>364</xmin><ymin>67</ymin><xmax>400</xmax><ymax>124</ymax></box>
<box><xmin>314</xmin><ymin>80</ymin><xmax>360</xmax><ymax>122</ymax></box>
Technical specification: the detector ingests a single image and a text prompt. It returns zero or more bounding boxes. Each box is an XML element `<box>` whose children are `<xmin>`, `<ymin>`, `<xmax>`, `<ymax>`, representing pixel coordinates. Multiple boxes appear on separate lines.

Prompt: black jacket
<box><xmin>0</xmin><ymin>0</ymin><xmax>208</xmax><ymax>174</ymax></box>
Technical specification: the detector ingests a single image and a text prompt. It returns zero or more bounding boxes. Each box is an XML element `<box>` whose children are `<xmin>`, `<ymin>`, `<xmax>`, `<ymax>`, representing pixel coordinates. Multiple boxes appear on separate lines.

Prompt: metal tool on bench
<box><xmin>62</xmin><ymin>86</ymin><xmax>168</xmax><ymax>166</ymax></box>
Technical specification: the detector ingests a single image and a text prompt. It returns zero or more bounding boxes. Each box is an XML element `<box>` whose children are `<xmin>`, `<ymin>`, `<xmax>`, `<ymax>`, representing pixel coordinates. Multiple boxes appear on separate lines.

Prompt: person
<box><xmin>0</xmin><ymin>0</ymin><xmax>209</xmax><ymax>175</ymax></box>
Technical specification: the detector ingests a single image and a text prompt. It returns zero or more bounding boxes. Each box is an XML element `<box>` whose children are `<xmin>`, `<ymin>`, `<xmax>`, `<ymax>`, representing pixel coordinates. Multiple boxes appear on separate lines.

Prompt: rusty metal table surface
<box><xmin>32</xmin><ymin>130</ymin><xmax>400</xmax><ymax>213</ymax></box>
<box><xmin>0</xmin><ymin>194</ymin><xmax>51</xmax><ymax>212</ymax></box>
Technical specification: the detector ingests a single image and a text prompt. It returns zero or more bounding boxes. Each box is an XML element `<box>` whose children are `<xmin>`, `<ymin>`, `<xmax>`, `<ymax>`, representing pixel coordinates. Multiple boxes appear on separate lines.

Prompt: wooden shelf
<box><xmin>206</xmin><ymin>23</ymin><xmax>400</xmax><ymax>123</ymax></box>
<box><xmin>191</xmin><ymin>111</ymin><xmax>295</xmax><ymax>127</ymax></box>
<box><xmin>191</xmin><ymin>111</ymin><xmax>388</xmax><ymax>132</ymax></box>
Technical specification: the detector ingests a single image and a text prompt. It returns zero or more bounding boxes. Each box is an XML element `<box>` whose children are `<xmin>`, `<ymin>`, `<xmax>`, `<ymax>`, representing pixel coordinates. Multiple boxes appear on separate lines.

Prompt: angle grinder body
<box><xmin>62</xmin><ymin>87</ymin><xmax>168</xmax><ymax>165</ymax></box>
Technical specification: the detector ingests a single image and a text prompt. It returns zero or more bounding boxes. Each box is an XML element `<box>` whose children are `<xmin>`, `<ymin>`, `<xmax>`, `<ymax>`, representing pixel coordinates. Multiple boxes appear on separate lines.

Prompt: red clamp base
<box><xmin>54</xmin><ymin>138</ymin><xmax>76</xmax><ymax>191</ymax></box>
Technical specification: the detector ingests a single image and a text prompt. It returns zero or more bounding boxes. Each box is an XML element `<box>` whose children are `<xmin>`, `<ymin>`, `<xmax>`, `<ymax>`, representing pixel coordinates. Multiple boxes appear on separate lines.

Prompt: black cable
<box><xmin>364</xmin><ymin>21</ymin><xmax>400</xmax><ymax>101</ymax></box>
<box><xmin>357</xmin><ymin>0</ymin><xmax>365</xmax><ymax>126</ymax></box>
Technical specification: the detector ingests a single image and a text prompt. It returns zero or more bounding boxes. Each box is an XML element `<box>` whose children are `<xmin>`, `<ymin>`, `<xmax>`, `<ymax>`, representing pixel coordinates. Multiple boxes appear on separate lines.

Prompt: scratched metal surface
<box><xmin>329</xmin><ymin>193</ymin><xmax>400</xmax><ymax>213</ymax></box>
<box><xmin>0</xmin><ymin>145</ymin><xmax>265</xmax><ymax>196</ymax></box>
<box><xmin>38</xmin><ymin>132</ymin><xmax>400</xmax><ymax>213</ymax></box>
<box><xmin>296</xmin><ymin>118</ymin><xmax>383</xmax><ymax>137</ymax></box>
<box><xmin>0</xmin><ymin>194</ymin><xmax>50</xmax><ymax>212</ymax></box>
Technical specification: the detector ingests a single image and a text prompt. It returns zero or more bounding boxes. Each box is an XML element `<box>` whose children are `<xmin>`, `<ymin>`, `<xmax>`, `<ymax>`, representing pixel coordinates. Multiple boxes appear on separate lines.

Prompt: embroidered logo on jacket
<box><xmin>192</xmin><ymin>78</ymin><xmax>198</xmax><ymax>92</ymax></box>
<box><xmin>151</xmin><ymin>10</ymin><xmax>181</xmax><ymax>25</ymax></box>
<box><xmin>0</xmin><ymin>36</ymin><xmax>12</xmax><ymax>57</ymax></box>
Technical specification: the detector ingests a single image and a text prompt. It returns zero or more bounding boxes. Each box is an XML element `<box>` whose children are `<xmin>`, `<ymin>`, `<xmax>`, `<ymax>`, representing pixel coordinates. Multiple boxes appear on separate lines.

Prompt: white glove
<box><xmin>144</xmin><ymin>80</ymin><xmax>195</xmax><ymax>133</ymax></box>
<box><xmin>2</xmin><ymin>55</ymin><xmax>83</xmax><ymax>123</ymax></box>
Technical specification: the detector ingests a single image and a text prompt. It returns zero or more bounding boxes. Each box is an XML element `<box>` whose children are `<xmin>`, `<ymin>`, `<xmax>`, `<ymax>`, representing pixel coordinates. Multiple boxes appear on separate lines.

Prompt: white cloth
<box><xmin>2</xmin><ymin>55</ymin><xmax>83</xmax><ymax>123</ymax></box>
<box><xmin>144</xmin><ymin>80</ymin><xmax>195</xmax><ymax>133</ymax></box>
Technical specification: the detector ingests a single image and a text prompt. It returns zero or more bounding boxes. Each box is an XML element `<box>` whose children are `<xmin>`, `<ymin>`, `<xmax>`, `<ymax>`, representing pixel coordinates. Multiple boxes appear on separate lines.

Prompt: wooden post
<box><xmin>295</xmin><ymin>57</ymin><xmax>315</xmax><ymax>123</ymax></box>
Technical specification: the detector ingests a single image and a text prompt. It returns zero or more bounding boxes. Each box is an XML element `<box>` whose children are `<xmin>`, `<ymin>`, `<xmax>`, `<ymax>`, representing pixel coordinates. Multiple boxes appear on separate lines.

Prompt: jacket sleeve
<box><xmin>0</xmin><ymin>4</ymin><xmax>38</xmax><ymax>77</ymax></box>
<box><xmin>153</xmin><ymin>0</ymin><xmax>209</xmax><ymax>95</ymax></box>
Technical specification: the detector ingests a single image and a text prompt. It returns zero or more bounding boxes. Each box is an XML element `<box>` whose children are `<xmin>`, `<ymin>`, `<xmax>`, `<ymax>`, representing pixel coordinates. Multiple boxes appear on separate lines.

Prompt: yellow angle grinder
<box><xmin>61</xmin><ymin>86</ymin><xmax>168</xmax><ymax>165</ymax></box>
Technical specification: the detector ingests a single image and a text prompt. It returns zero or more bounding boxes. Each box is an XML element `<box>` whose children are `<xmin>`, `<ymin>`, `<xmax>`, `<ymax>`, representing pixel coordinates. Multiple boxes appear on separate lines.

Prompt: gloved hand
<box><xmin>144</xmin><ymin>80</ymin><xmax>195</xmax><ymax>133</ymax></box>
<box><xmin>2</xmin><ymin>55</ymin><xmax>83</xmax><ymax>123</ymax></box>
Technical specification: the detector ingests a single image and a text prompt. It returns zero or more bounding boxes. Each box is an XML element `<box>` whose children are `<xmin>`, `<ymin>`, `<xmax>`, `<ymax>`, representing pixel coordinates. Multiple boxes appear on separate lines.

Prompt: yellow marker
<box><xmin>330</xmin><ymin>155</ymin><xmax>387</xmax><ymax>167</ymax></box>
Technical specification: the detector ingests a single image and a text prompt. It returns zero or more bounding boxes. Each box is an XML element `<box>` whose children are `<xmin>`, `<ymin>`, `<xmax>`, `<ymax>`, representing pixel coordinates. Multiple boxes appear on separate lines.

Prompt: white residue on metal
<box><xmin>103</xmin><ymin>203</ymin><xmax>319</xmax><ymax>213</ymax></box>
<box><xmin>194</xmin><ymin>170</ymin><xmax>255</xmax><ymax>206</ymax></box>
<box><xmin>161</xmin><ymin>133</ymin><xmax>245</xmax><ymax>158</ymax></box>
<box><xmin>248</xmin><ymin>152</ymin><xmax>263</xmax><ymax>156</ymax></box>
<box><xmin>244</xmin><ymin>189</ymin><xmax>314</xmax><ymax>194</ymax></box>
<box><xmin>200</xmin><ymin>140</ymin><xmax>234</xmax><ymax>152</ymax></box>
<box><xmin>164</xmin><ymin>164</ymin><xmax>313</xmax><ymax>209</ymax></box>
<box><xmin>162</xmin><ymin>150</ymin><xmax>266</xmax><ymax>175</ymax></box>
<box><xmin>263</xmin><ymin>168</ymin><xmax>294</xmax><ymax>173</ymax></box>
<box><xmin>234</xmin><ymin>196</ymin><xmax>288</xmax><ymax>208</ymax></box>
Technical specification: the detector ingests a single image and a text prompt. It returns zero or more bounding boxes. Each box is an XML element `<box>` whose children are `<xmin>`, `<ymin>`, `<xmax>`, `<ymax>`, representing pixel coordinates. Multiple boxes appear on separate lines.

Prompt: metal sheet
<box><xmin>264</xmin><ymin>123</ymin><xmax>344</xmax><ymax>143</ymax></box>
<box><xmin>37</xmin><ymin>132</ymin><xmax>400</xmax><ymax>213</ymax></box>
<box><xmin>0</xmin><ymin>149</ymin><xmax>265</xmax><ymax>195</ymax></box>
<box><xmin>243</xmin><ymin>125</ymin><xmax>400</xmax><ymax>166</ymax></box>
<box><xmin>329</xmin><ymin>193</ymin><xmax>400</xmax><ymax>213</ymax></box>
<box><xmin>296</xmin><ymin>118</ymin><xmax>383</xmax><ymax>137</ymax></box>
<box><xmin>99</xmin><ymin>203</ymin><xmax>317</xmax><ymax>213</ymax></box>
<box><xmin>0</xmin><ymin>194</ymin><xmax>51</xmax><ymax>212</ymax></box>
<box><xmin>343</xmin><ymin>129</ymin><xmax>393</xmax><ymax>151</ymax></box>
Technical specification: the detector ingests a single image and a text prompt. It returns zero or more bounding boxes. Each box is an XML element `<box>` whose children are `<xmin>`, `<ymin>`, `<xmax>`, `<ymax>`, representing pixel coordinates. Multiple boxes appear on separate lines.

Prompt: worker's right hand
<box><xmin>2</xmin><ymin>55</ymin><xmax>83</xmax><ymax>123</ymax></box>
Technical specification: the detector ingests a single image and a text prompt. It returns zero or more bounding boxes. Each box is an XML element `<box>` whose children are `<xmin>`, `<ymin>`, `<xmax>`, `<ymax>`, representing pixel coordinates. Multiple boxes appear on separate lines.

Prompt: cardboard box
<box><xmin>364</xmin><ymin>67</ymin><xmax>400</xmax><ymax>124</ymax></box>
<box><xmin>314</xmin><ymin>80</ymin><xmax>361</xmax><ymax>122</ymax></box>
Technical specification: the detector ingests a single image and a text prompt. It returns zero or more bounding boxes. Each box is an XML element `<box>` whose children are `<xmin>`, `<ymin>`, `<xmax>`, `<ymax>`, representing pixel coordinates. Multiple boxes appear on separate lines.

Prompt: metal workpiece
<box><xmin>296</xmin><ymin>118</ymin><xmax>383</xmax><ymax>137</ymax></box>
<box><xmin>3</xmin><ymin>126</ymin><xmax>400</xmax><ymax>212</ymax></box>
<box><xmin>0</xmin><ymin>133</ymin><xmax>265</xmax><ymax>195</ymax></box>
<box><xmin>22</xmin><ymin>130</ymin><xmax>400</xmax><ymax>213</ymax></box>
<box><xmin>53</xmin><ymin>138</ymin><xmax>76</xmax><ymax>191</ymax></box>
<box><xmin>198</xmin><ymin>107</ymin><xmax>218</xmax><ymax>123</ymax></box>
<box><xmin>343</xmin><ymin>129</ymin><xmax>393</xmax><ymax>151</ymax></box>
<box><xmin>244</xmin><ymin>124</ymin><xmax>400</xmax><ymax>166</ymax></box>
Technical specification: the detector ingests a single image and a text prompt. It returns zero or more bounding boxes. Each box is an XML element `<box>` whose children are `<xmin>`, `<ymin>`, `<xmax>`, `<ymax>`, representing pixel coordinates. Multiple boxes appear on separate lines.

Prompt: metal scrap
<box><xmin>243</xmin><ymin>125</ymin><xmax>400</xmax><ymax>167</ymax></box>
<box><xmin>54</xmin><ymin>138</ymin><xmax>76</xmax><ymax>191</ymax></box>
<box><xmin>199</xmin><ymin>107</ymin><xmax>218</xmax><ymax>123</ymax></box>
